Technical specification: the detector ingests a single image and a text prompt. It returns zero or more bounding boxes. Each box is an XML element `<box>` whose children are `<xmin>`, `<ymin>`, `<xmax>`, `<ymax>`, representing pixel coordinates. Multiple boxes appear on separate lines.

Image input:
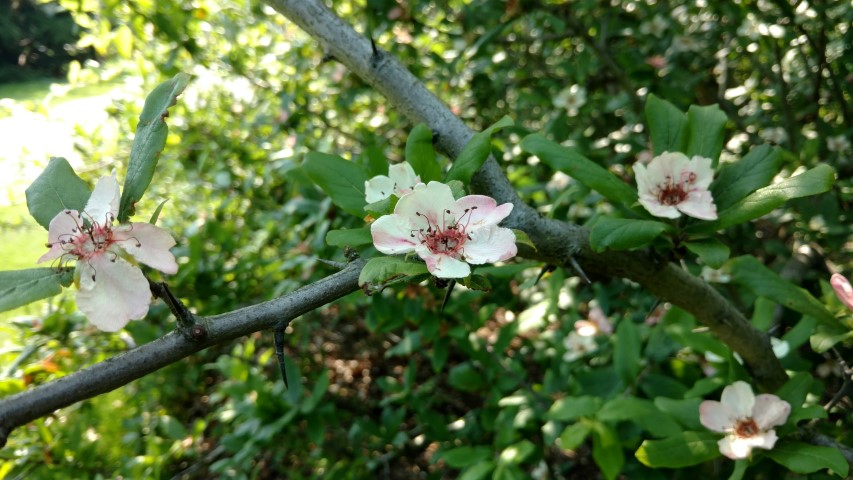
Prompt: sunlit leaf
<box><xmin>406</xmin><ymin>124</ymin><xmax>441</xmax><ymax>182</ymax></box>
<box><xmin>589</xmin><ymin>218</ymin><xmax>670</xmax><ymax>252</ymax></box>
<box><xmin>0</xmin><ymin>268</ymin><xmax>74</xmax><ymax>313</ymax></box>
<box><xmin>25</xmin><ymin>157</ymin><xmax>91</xmax><ymax>230</ymax></box>
<box><xmin>635</xmin><ymin>431</ymin><xmax>720</xmax><ymax>468</ymax></box>
<box><xmin>303</xmin><ymin>152</ymin><xmax>369</xmax><ymax>217</ymax></box>
<box><xmin>645</xmin><ymin>94</ymin><xmax>687</xmax><ymax>155</ymax></box>
<box><xmin>445</xmin><ymin>116</ymin><xmax>512</xmax><ymax>183</ymax></box>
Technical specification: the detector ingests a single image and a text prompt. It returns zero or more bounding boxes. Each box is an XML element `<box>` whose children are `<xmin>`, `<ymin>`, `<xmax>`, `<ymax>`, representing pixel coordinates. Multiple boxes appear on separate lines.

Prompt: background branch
<box><xmin>265</xmin><ymin>0</ymin><xmax>788</xmax><ymax>391</ymax></box>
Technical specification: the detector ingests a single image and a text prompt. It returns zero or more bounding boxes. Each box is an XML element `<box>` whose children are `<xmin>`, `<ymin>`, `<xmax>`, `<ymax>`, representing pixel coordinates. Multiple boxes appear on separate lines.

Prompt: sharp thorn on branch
<box><xmin>569</xmin><ymin>256</ymin><xmax>591</xmax><ymax>284</ymax></box>
<box><xmin>440</xmin><ymin>280</ymin><xmax>456</xmax><ymax>314</ymax></box>
<box><xmin>274</xmin><ymin>321</ymin><xmax>289</xmax><ymax>389</ymax></box>
<box><xmin>535</xmin><ymin>264</ymin><xmax>556</xmax><ymax>285</ymax></box>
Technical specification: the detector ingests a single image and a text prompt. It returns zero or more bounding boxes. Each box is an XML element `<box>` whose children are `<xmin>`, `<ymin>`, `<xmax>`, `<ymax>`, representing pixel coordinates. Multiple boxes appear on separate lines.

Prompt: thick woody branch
<box><xmin>0</xmin><ymin>260</ymin><xmax>364</xmax><ymax>448</ymax></box>
<box><xmin>265</xmin><ymin>0</ymin><xmax>788</xmax><ymax>391</ymax></box>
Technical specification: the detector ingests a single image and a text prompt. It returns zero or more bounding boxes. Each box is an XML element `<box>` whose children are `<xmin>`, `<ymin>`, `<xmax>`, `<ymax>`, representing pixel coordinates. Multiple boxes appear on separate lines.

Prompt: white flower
<box><xmin>364</xmin><ymin>162</ymin><xmax>421</xmax><ymax>203</ymax></box>
<box><xmin>634</xmin><ymin>151</ymin><xmax>718</xmax><ymax>220</ymax></box>
<box><xmin>826</xmin><ymin>135</ymin><xmax>850</xmax><ymax>153</ymax></box>
<box><xmin>370</xmin><ymin>181</ymin><xmax>516</xmax><ymax>278</ymax></box>
<box><xmin>562</xmin><ymin>331</ymin><xmax>597</xmax><ymax>362</ymax></box>
<box><xmin>574</xmin><ymin>304</ymin><xmax>613</xmax><ymax>337</ymax></box>
<box><xmin>760</xmin><ymin>127</ymin><xmax>788</xmax><ymax>145</ymax></box>
<box><xmin>830</xmin><ymin>273</ymin><xmax>853</xmax><ymax>311</ymax></box>
<box><xmin>640</xmin><ymin>15</ymin><xmax>669</xmax><ymax>38</ymax></box>
<box><xmin>553</xmin><ymin>85</ymin><xmax>587</xmax><ymax>116</ymax></box>
<box><xmin>699</xmin><ymin>381</ymin><xmax>791</xmax><ymax>459</ymax></box>
<box><xmin>38</xmin><ymin>174</ymin><xmax>178</xmax><ymax>331</ymax></box>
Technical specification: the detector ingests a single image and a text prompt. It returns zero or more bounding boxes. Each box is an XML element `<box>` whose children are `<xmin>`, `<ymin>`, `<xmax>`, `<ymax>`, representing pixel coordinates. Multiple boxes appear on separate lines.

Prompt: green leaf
<box><xmin>712</xmin><ymin>145</ymin><xmax>782</xmax><ymax>210</ymax></box>
<box><xmin>520</xmin><ymin>134</ymin><xmax>638</xmax><ymax>206</ymax></box>
<box><xmin>300</xmin><ymin>368</ymin><xmax>329</xmax><ymax>414</ymax></box>
<box><xmin>774</xmin><ymin>372</ymin><xmax>811</xmax><ymax>414</ymax></box>
<box><xmin>691</xmin><ymin>164</ymin><xmax>836</xmax><ymax>234</ymax></box>
<box><xmin>498</xmin><ymin>440</ymin><xmax>535</xmax><ymax>466</ymax></box>
<box><xmin>511</xmin><ymin>229</ymin><xmax>536</xmax><ymax>251</ymax></box>
<box><xmin>645</xmin><ymin>94</ymin><xmax>687</xmax><ymax>155</ymax></box>
<box><xmin>326</xmin><ymin>228</ymin><xmax>373</xmax><ymax>248</ymax></box>
<box><xmin>447</xmin><ymin>179</ymin><xmax>466</xmax><ymax>199</ymax></box>
<box><xmin>547</xmin><ymin>396</ymin><xmax>602</xmax><ymax>421</ymax></box>
<box><xmin>592</xmin><ymin>422</ymin><xmax>624</xmax><ymax>480</ymax></box>
<box><xmin>729</xmin><ymin>255</ymin><xmax>838</xmax><ymax>326</ymax></box>
<box><xmin>766</xmin><ymin>442</ymin><xmax>849</xmax><ymax>477</ymax></box>
<box><xmin>635</xmin><ymin>431</ymin><xmax>720</xmax><ymax>468</ymax></box>
<box><xmin>303</xmin><ymin>152</ymin><xmax>370</xmax><ymax>217</ymax></box>
<box><xmin>448</xmin><ymin>362</ymin><xmax>486</xmax><ymax>392</ymax></box>
<box><xmin>589</xmin><ymin>218</ymin><xmax>670</xmax><ymax>252</ymax></box>
<box><xmin>118</xmin><ymin>73</ymin><xmax>190</xmax><ymax>222</ymax></box>
<box><xmin>683</xmin><ymin>238</ymin><xmax>730</xmax><ymax>268</ymax></box>
<box><xmin>25</xmin><ymin>157</ymin><xmax>91</xmax><ymax>229</ymax></box>
<box><xmin>685</xmin><ymin>104</ymin><xmax>727</xmax><ymax>164</ymax></box>
<box><xmin>597</xmin><ymin>397</ymin><xmax>681</xmax><ymax>437</ymax></box>
<box><xmin>148</xmin><ymin>198</ymin><xmax>169</xmax><ymax>225</ymax></box>
<box><xmin>728</xmin><ymin>460</ymin><xmax>749</xmax><ymax>480</ymax></box>
<box><xmin>406</xmin><ymin>124</ymin><xmax>441</xmax><ymax>182</ymax></box>
<box><xmin>364</xmin><ymin>195</ymin><xmax>396</xmax><ymax>217</ymax></box>
<box><xmin>810</xmin><ymin>324</ymin><xmax>852</xmax><ymax>353</ymax></box>
<box><xmin>458</xmin><ymin>461</ymin><xmax>495</xmax><ymax>480</ymax></box>
<box><xmin>358</xmin><ymin>257</ymin><xmax>429</xmax><ymax>288</ymax></box>
<box><xmin>653</xmin><ymin>397</ymin><xmax>703</xmax><ymax>430</ymax></box>
<box><xmin>0</xmin><ymin>268</ymin><xmax>74</xmax><ymax>313</ymax></box>
<box><xmin>445</xmin><ymin>116</ymin><xmax>513</xmax><ymax>183</ymax></box>
<box><xmin>440</xmin><ymin>446</ymin><xmax>493</xmax><ymax>469</ymax></box>
<box><xmin>559</xmin><ymin>421</ymin><xmax>592</xmax><ymax>450</ymax></box>
<box><xmin>460</xmin><ymin>274</ymin><xmax>491</xmax><ymax>292</ymax></box>
<box><xmin>613</xmin><ymin>321</ymin><xmax>642</xmax><ymax>385</ymax></box>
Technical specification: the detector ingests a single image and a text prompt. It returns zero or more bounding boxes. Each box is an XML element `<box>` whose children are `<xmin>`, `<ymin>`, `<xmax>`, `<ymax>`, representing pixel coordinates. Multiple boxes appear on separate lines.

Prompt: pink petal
<box><xmin>462</xmin><ymin>225</ymin><xmax>517</xmax><ymax>264</ymax></box>
<box><xmin>678</xmin><ymin>189</ymin><xmax>718</xmax><ymax>220</ymax></box>
<box><xmin>752</xmin><ymin>394</ymin><xmax>790</xmax><ymax>430</ymax></box>
<box><xmin>38</xmin><ymin>210</ymin><xmax>82</xmax><ymax>263</ymax></box>
<box><xmin>415</xmin><ymin>245</ymin><xmax>470</xmax><ymax>278</ymax></box>
<box><xmin>394</xmin><ymin>182</ymin><xmax>455</xmax><ymax>228</ymax></box>
<box><xmin>84</xmin><ymin>173</ymin><xmax>120</xmax><ymax>225</ymax></box>
<box><xmin>113</xmin><ymin>223</ymin><xmax>178</xmax><ymax>274</ymax></box>
<box><xmin>76</xmin><ymin>255</ymin><xmax>151</xmax><ymax>332</ymax></box>
<box><xmin>830</xmin><ymin>273</ymin><xmax>853</xmax><ymax>311</ymax></box>
<box><xmin>365</xmin><ymin>175</ymin><xmax>394</xmax><ymax>203</ymax></box>
<box><xmin>371</xmin><ymin>214</ymin><xmax>418</xmax><ymax>254</ymax></box>
<box><xmin>699</xmin><ymin>400</ymin><xmax>734</xmax><ymax>432</ymax></box>
<box><xmin>454</xmin><ymin>195</ymin><xmax>513</xmax><ymax>229</ymax></box>
<box><xmin>721</xmin><ymin>381</ymin><xmax>756</xmax><ymax>418</ymax></box>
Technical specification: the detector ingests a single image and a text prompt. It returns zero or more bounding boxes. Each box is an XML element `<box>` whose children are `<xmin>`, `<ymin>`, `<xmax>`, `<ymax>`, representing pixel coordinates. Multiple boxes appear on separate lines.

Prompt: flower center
<box><xmin>411</xmin><ymin>207</ymin><xmax>477</xmax><ymax>257</ymax></box>
<box><xmin>49</xmin><ymin>210</ymin><xmax>142</xmax><ymax>273</ymax></box>
<box><xmin>655</xmin><ymin>171</ymin><xmax>697</xmax><ymax>206</ymax></box>
<box><xmin>733</xmin><ymin>418</ymin><xmax>760</xmax><ymax>438</ymax></box>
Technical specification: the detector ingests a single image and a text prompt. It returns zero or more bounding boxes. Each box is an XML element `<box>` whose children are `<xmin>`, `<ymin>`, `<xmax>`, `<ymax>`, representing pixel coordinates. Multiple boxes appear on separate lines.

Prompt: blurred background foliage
<box><xmin>0</xmin><ymin>0</ymin><xmax>850</xmax><ymax>478</ymax></box>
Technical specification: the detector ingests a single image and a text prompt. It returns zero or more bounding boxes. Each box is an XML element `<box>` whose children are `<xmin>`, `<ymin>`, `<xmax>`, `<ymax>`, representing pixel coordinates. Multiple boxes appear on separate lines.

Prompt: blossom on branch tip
<box><xmin>38</xmin><ymin>173</ymin><xmax>178</xmax><ymax>332</ymax></box>
<box><xmin>830</xmin><ymin>273</ymin><xmax>853</xmax><ymax>311</ymax></box>
<box><xmin>364</xmin><ymin>162</ymin><xmax>421</xmax><ymax>203</ymax></box>
<box><xmin>634</xmin><ymin>151</ymin><xmax>718</xmax><ymax>220</ymax></box>
<box><xmin>370</xmin><ymin>181</ymin><xmax>517</xmax><ymax>278</ymax></box>
<box><xmin>699</xmin><ymin>381</ymin><xmax>790</xmax><ymax>459</ymax></box>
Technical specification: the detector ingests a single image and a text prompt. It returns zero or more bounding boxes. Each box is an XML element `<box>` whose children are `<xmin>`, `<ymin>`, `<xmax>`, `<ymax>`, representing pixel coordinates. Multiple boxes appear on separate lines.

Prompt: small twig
<box><xmin>823</xmin><ymin>348</ymin><xmax>852</xmax><ymax>413</ymax></box>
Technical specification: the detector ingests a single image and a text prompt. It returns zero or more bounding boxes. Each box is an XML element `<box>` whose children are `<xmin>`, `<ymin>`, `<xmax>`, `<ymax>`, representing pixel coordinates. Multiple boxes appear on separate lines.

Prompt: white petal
<box><xmin>752</xmin><ymin>394</ymin><xmax>790</xmax><ymax>430</ymax></box>
<box><xmin>699</xmin><ymin>400</ymin><xmax>735</xmax><ymax>432</ymax></box>
<box><xmin>387</xmin><ymin>162</ymin><xmax>420</xmax><ymax>194</ymax></box>
<box><xmin>371</xmin><ymin>214</ymin><xmax>418</xmax><ymax>254</ymax></box>
<box><xmin>84</xmin><ymin>173</ymin><xmax>121</xmax><ymax>225</ymax></box>
<box><xmin>416</xmin><ymin>245</ymin><xmax>470</xmax><ymax>278</ymax></box>
<box><xmin>365</xmin><ymin>175</ymin><xmax>395</xmax><ymax>203</ymax></box>
<box><xmin>748</xmin><ymin>429</ymin><xmax>778</xmax><ymax>451</ymax></box>
<box><xmin>687</xmin><ymin>155</ymin><xmax>715</xmax><ymax>190</ymax></box>
<box><xmin>39</xmin><ymin>209</ymin><xmax>82</xmax><ymax>263</ymax></box>
<box><xmin>113</xmin><ymin>223</ymin><xmax>178</xmax><ymax>274</ymax></box>
<box><xmin>647</xmin><ymin>151</ymin><xmax>688</xmax><ymax>182</ymax></box>
<box><xmin>462</xmin><ymin>225</ymin><xmax>517</xmax><ymax>264</ymax></box>
<box><xmin>394</xmin><ymin>181</ymin><xmax>455</xmax><ymax>228</ymax></box>
<box><xmin>453</xmin><ymin>195</ymin><xmax>513</xmax><ymax>229</ymax></box>
<box><xmin>76</xmin><ymin>255</ymin><xmax>151</xmax><ymax>332</ymax></box>
<box><xmin>638</xmin><ymin>195</ymin><xmax>682</xmax><ymax>218</ymax></box>
<box><xmin>720</xmin><ymin>436</ymin><xmax>753</xmax><ymax>459</ymax></box>
<box><xmin>721</xmin><ymin>381</ymin><xmax>756</xmax><ymax>418</ymax></box>
<box><xmin>678</xmin><ymin>189</ymin><xmax>718</xmax><ymax>220</ymax></box>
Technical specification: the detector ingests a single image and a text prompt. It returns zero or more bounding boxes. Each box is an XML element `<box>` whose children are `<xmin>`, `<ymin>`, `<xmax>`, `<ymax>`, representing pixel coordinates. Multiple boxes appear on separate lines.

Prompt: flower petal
<box><xmin>394</xmin><ymin>181</ymin><xmax>455</xmax><ymax>228</ymax></box>
<box><xmin>84</xmin><ymin>173</ymin><xmax>121</xmax><ymax>225</ymax></box>
<box><xmin>687</xmin><ymin>156</ymin><xmax>715</xmax><ymax>190</ymax></box>
<box><xmin>388</xmin><ymin>162</ymin><xmax>420</xmax><ymax>195</ymax></box>
<box><xmin>752</xmin><ymin>394</ymin><xmax>790</xmax><ymax>430</ymax></box>
<box><xmin>720</xmin><ymin>381</ymin><xmax>756</xmax><ymax>418</ymax></box>
<box><xmin>462</xmin><ymin>225</ymin><xmax>517</xmax><ymax>264</ymax></box>
<box><xmin>677</xmin><ymin>189</ymin><xmax>718</xmax><ymax>220</ymax></box>
<box><xmin>39</xmin><ymin>209</ymin><xmax>82</xmax><ymax>263</ymax></box>
<box><xmin>365</xmin><ymin>175</ymin><xmax>395</xmax><ymax>203</ymax></box>
<box><xmin>113</xmin><ymin>223</ymin><xmax>178</xmax><ymax>274</ymax></box>
<box><xmin>830</xmin><ymin>273</ymin><xmax>853</xmax><ymax>311</ymax></box>
<box><xmin>638</xmin><ymin>195</ymin><xmax>682</xmax><ymax>218</ymax></box>
<box><xmin>416</xmin><ymin>245</ymin><xmax>470</xmax><ymax>278</ymax></box>
<box><xmin>76</xmin><ymin>255</ymin><xmax>151</xmax><ymax>332</ymax></box>
<box><xmin>719</xmin><ymin>436</ymin><xmax>753</xmax><ymax>459</ymax></box>
<box><xmin>699</xmin><ymin>400</ymin><xmax>734</xmax><ymax>432</ymax></box>
<box><xmin>371</xmin><ymin>214</ymin><xmax>418</xmax><ymax>254</ymax></box>
<box><xmin>454</xmin><ymin>195</ymin><xmax>513</xmax><ymax>229</ymax></box>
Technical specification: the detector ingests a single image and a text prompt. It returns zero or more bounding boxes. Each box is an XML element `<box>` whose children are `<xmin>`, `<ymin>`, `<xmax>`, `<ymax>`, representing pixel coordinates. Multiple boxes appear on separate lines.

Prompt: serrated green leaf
<box><xmin>729</xmin><ymin>256</ymin><xmax>838</xmax><ymax>326</ymax></box>
<box><xmin>0</xmin><ymin>268</ymin><xmax>74</xmax><ymax>313</ymax></box>
<box><xmin>547</xmin><ymin>396</ymin><xmax>602</xmax><ymax>421</ymax></box>
<box><xmin>684</xmin><ymin>238</ymin><xmax>730</xmax><ymax>268</ymax></box>
<box><xmin>766</xmin><ymin>442</ymin><xmax>848</xmax><ymax>477</ymax></box>
<box><xmin>592</xmin><ymin>422</ymin><xmax>624</xmax><ymax>480</ymax></box>
<box><xmin>326</xmin><ymin>228</ymin><xmax>373</xmax><ymax>248</ymax></box>
<box><xmin>645</xmin><ymin>94</ymin><xmax>687</xmax><ymax>155</ymax></box>
<box><xmin>635</xmin><ymin>431</ymin><xmax>720</xmax><ymax>468</ymax></box>
<box><xmin>712</xmin><ymin>145</ymin><xmax>782</xmax><ymax>210</ymax></box>
<box><xmin>520</xmin><ymin>134</ymin><xmax>638</xmax><ymax>206</ymax></box>
<box><xmin>559</xmin><ymin>421</ymin><xmax>592</xmax><ymax>450</ymax></box>
<box><xmin>406</xmin><ymin>124</ymin><xmax>441</xmax><ymax>182</ymax></box>
<box><xmin>445</xmin><ymin>116</ymin><xmax>513</xmax><ymax>183</ymax></box>
<box><xmin>303</xmin><ymin>152</ymin><xmax>369</xmax><ymax>217</ymax></box>
<box><xmin>589</xmin><ymin>218</ymin><xmax>670</xmax><ymax>252</ymax></box>
<box><xmin>25</xmin><ymin>157</ymin><xmax>91</xmax><ymax>229</ymax></box>
<box><xmin>358</xmin><ymin>257</ymin><xmax>429</xmax><ymax>287</ymax></box>
<box><xmin>686</xmin><ymin>104</ymin><xmax>727</xmax><ymax>164</ymax></box>
<box><xmin>119</xmin><ymin>73</ymin><xmax>190</xmax><ymax>222</ymax></box>
<box><xmin>691</xmin><ymin>164</ymin><xmax>836</xmax><ymax>234</ymax></box>
<box><xmin>613</xmin><ymin>321</ymin><xmax>642</xmax><ymax>385</ymax></box>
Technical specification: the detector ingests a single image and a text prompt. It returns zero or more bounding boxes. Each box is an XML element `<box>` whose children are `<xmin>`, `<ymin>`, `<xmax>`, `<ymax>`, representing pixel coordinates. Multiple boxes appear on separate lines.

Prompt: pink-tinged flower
<box><xmin>574</xmin><ymin>304</ymin><xmax>613</xmax><ymax>337</ymax></box>
<box><xmin>635</xmin><ymin>151</ymin><xmax>718</xmax><ymax>220</ymax></box>
<box><xmin>364</xmin><ymin>162</ymin><xmax>421</xmax><ymax>203</ymax></box>
<box><xmin>370</xmin><ymin>181</ymin><xmax>517</xmax><ymax>278</ymax></box>
<box><xmin>38</xmin><ymin>173</ymin><xmax>178</xmax><ymax>332</ymax></box>
<box><xmin>830</xmin><ymin>273</ymin><xmax>853</xmax><ymax>311</ymax></box>
<box><xmin>699</xmin><ymin>381</ymin><xmax>791</xmax><ymax>459</ymax></box>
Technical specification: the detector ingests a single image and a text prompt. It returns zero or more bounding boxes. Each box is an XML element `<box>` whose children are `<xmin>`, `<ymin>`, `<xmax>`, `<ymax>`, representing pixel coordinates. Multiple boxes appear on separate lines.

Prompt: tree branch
<box><xmin>264</xmin><ymin>0</ymin><xmax>788</xmax><ymax>391</ymax></box>
<box><xmin>0</xmin><ymin>259</ymin><xmax>364</xmax><ymax>448</ymax></box>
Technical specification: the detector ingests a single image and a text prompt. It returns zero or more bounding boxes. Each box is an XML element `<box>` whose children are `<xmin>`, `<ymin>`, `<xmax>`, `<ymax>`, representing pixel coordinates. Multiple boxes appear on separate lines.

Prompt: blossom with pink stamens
<box><xmin>635</xmin><ymin>151</ymin><xmax>718</xmax><ymax>220</ymax></box>
<box><xmin>38</xmin><ymin>173</ymin><xmax>178</xmax><ymax>331</ymax></box>
<box><xmin>370</xmin><ymin>181</ymin><xmax>516</xmax><ymax>278</ymax></box>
